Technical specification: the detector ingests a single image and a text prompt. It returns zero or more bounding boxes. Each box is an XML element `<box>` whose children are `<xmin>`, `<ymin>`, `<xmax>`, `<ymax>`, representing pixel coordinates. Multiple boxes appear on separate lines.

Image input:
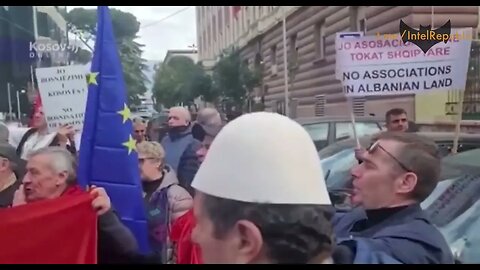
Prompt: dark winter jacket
<box><xmin>160</xmin><ymin>126</ymin><xmax>201</xmax><ymax>196</ymax></box>
<box><xmin>333</xmin><ymin>204</ymin><xmax>454</xmax><ymax>264</ymax></box>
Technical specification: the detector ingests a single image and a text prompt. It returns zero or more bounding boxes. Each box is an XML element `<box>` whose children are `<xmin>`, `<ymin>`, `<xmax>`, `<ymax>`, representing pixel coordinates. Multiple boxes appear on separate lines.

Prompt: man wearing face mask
<box><xmin>160</xmin><ymin>107</ymin><xmax>201</xmax><ymax>196</ymax></box>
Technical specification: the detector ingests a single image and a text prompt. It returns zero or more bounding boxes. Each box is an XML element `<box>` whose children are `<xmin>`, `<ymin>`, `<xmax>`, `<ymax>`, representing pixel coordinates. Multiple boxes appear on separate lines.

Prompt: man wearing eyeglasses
<box><xmin>333</xmin><ymin>132</ymin><xmax>454</xmax><ymax>264</ymax></box>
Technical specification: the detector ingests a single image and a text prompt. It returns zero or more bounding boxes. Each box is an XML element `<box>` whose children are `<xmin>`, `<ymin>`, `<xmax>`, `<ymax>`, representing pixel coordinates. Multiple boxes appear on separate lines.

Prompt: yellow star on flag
<box><xmin>117</xmin><ymin>103</ymin><xmax>131</xmax><ymax>124</ymax></box>
<box><xmin>122</xmin><ymin>135</ymin><xmax>137</xmax><ymax>155</ymax></box>
<box><xmin>87</xmin><ymin>72</ymin><xmax>99</xmax><ymax>85</ymax></box>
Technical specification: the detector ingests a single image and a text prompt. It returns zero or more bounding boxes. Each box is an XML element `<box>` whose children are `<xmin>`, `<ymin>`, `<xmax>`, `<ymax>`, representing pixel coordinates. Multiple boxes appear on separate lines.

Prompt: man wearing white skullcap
<box><xmin>190</xmin><ymin>112</ymin><xmax>335</xmax><ymax>264</ymax></box>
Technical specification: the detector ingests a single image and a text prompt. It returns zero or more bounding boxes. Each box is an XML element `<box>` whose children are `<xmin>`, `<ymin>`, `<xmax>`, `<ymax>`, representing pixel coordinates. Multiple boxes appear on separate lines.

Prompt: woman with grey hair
<box><xmin>136</xmin><ymin>141</ymin><xmax>193</xmax><ymax>263</ymax></box>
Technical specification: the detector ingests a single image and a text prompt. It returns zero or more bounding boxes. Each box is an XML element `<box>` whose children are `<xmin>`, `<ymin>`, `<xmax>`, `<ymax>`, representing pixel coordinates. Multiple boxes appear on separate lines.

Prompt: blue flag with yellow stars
<box><xmin>78</xmin><ymin>6</ymin><xmax>150</xmax><ymax>254</ymax></box>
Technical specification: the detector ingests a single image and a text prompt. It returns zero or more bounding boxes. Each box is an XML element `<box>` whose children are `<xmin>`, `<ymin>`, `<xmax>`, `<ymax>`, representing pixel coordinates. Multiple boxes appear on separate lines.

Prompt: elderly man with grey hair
<box><xmin>161</xmin><ymin>106</ymin><xmax>201</xmax><ymax>196</ymax></box>
<box><xmin>9</xmin><ymin>147</ymin><xmax>141</xmax><ymax>264</ymax></box>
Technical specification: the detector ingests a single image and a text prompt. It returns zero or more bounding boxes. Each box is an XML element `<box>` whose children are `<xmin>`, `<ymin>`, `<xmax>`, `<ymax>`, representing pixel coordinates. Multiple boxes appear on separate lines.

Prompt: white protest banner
<box><xmin>35</xmin><ymin>65</ymin><xmax>89</xmax><ymax>133</ymax></box>
<box><xmin>335</xmin><ymin>28</ymin><xmax>472</xmax><ymax>97</ymax></box>
<box><xmin>335</xmin><ymin>32</ymin><xmax>363</xmax><ymax>80</ymax></box>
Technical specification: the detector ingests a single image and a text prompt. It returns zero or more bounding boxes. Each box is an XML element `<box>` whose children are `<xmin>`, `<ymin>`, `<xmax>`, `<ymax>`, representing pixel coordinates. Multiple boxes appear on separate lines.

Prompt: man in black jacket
<box><xmin>9</xmin><ymin>146</ymin><xmax>140</xmax><ymax>264</ymax></box>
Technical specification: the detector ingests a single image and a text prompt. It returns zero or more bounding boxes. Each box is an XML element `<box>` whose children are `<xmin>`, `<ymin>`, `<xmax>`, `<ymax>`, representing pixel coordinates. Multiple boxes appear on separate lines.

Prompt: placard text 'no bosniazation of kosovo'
<box><xmin>35</xmin><ymin>65</ymin><xmax>89</xmax><ymax>133</ymax></box>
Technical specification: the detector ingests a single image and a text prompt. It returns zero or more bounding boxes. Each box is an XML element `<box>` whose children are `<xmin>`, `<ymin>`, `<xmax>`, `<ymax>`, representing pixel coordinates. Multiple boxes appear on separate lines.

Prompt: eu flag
<box><xmin>78</xmin><ymin>6</ymin><xmax>150</xmax><ymax>254</ymax></box>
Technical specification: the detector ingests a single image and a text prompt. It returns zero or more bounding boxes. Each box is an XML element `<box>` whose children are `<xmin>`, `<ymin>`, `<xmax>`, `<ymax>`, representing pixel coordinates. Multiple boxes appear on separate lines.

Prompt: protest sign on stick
<box><xmin>452</xmin><ymin>90</ymin><xmax>465</xmax><ymax>154</ymax></box>
<box><xmin>35</xmin><ymin>65</ymin><xmax>89</xmax><ymax>133</ymax></box>
<box><xmin>336</xmin><ymin>28</ymin><xmax>472</xmax><ymax>149</ymax></box>
<box><xmin>336</xmin><ymin>32</ymin><xmax>364</xmax><ymax>147</ymax></box>
<box><xmin>336</xmin><ymin>28</ymin><xmax>472</xmax><ymax>98</ymax></box>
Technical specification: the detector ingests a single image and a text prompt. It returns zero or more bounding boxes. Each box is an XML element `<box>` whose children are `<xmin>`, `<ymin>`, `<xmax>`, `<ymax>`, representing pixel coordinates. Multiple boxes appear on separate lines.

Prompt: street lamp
<box><xmin>16</xmin><ymin>89</ymin><xmax>26</xmax><ymax>120</ymax></box>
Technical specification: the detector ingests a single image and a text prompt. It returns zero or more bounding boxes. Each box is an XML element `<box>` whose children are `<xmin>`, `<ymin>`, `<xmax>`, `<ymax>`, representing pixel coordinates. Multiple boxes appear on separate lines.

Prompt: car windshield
<box><xmin>321</xmin><ymin>148</ymin><xmax>356</xmax><ymax>189</ymax></box>
<box><xmin>321</xmin><ymin>148</ymin><xmax>480</xmax><ymax>263</ymax></box>
<box><xmin>335</xmin><ymin>122</ymin><xmax>381</xmax><ymax>141</ymax></box>
<box><xmin>421</xmin><ymin>149</ymin><xmax>480</xmax><ymax>263</ymax></box>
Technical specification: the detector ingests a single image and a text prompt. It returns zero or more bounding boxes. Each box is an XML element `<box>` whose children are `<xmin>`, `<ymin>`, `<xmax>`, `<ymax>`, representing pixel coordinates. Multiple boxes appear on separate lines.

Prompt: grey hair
<box><xmin>197</xmin><ymin>108</ymin><xmax>222</xmax><ymax>126</ymax></box>
<box><xmin>28</xmin><ymin>147</ymin><xmax>77</xmax><ymax>184</ymax></box>
<box><xmin>133</xmin><ymin>117</ymin><xmax>147</xmax><ymax>125</ymax></box>
<box><xmin>169</xmin><ymin>106</ymin><xmax>192</xmax><ymax>122</ymax></box>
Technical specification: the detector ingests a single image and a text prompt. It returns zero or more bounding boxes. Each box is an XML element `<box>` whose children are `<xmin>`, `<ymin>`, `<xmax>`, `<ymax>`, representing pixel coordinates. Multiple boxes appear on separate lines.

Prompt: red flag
<box><xmin>0</xmin><ymin>191</ymin><xmax>98</xmax><ymax>264</ymax></box>
<box><xmin>170</xmin><ymin>209</ymin><xmax>202</xmax><ymax>264</ymax></box>
<box><xmin>232</xmin><ymin>6</ymin><xmax>241</xmax><ymax>19</ymax></box>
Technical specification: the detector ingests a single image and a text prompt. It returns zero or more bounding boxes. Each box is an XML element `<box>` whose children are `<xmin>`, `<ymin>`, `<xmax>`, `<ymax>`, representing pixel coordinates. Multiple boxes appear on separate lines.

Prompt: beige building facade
<box><xmin>196</xmin><ymin>6</ymin><xmax>479</xmax><ymax>119</ymax></box>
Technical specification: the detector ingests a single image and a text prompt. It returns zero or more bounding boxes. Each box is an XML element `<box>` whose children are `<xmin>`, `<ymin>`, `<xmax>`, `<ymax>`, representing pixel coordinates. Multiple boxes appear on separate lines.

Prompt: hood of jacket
<box><xmin>157</xmin><ymin>164</ymin><xmax>180</xmax><ymax>191</ymax></box>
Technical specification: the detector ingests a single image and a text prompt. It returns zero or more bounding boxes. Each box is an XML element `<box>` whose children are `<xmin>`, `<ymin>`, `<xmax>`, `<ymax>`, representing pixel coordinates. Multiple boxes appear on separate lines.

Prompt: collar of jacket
<box><xmin>168</xmin><ymin>125</ymin><xmax>192</xmax><ymax>141</ymax></box>
<box><xmin>62</xmin><ymin>184</ymin><xmax>85</xmax><ymax>196</ymax></box>
<box><xmin>156</xmin><ymin>165</ymin><xmax>179</xmax><ymax>191</ymax></box>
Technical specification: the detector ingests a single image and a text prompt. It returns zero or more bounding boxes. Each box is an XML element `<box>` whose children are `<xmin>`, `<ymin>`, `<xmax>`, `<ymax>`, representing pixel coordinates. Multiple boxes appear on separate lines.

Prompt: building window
<box><xmin>245</xmin><ymin>6</ymin><xmax>249</xmax><ymax>23</ymax></box>
<box><xmin>243</xmin><ymin>58</ymin><xmax>249</xmax><ymax>69</ymax></box>
<box><xmin>289</xmin><ymin>33</ymin><xmax>298</xmax><ymax>66</ymax></box>
<box><xmin>218</xmin><ymin>9</ymin><xmax>223</xmax><ymax>35</ymax></box>
<box><xmin>350</xmin><ymin>6</ymin><xmax>367</xmax><ymax>34</ymax></box>
<box><xmin>314</xmin><ymin>20</ymin><xmax>326</xmax><ymax>60</ymax></box>
<box><xmin>207</xmin><ymin>23</ymin><xmax>211</xmax><ymax>47</ymax></box>
<box><xmin>212</xmin><ymin>15</ymin><xmax>217</xmax><ymax>41</ymax></box>
<box><xmin>37</xmin><ymin>11</ymin><xmax>49</xmax><ymax>37</ymax></box>
<box><xmin>359</xmin><ymin>18</ymin><xmax>366</xmax><ymax>33</ymax></box>
<box><xmin>224</xmin><ymin>6</ymin><xmax>230</xmax><ymax>27</ymax></box>
<box><xmin>271</xmin><ymin>45</ymin><xmax>277</xmax><ymax>66</ymax></box>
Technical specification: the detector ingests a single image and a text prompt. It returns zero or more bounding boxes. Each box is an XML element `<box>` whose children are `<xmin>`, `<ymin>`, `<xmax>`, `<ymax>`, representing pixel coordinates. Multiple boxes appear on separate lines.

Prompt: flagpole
<box><xmin>282</xmin><ymin>7</ymin><xmax>289</xmax><ymax>117</ymax></box>
<box><xmin>32</xmin><ymin>6</ymin><xmax>39</xmax><ymax>68</ymax></box>
<box><xmin>30</xmin><ymin>65</ymin><xmax>35</xmax><ymax>87</ymax></box>
<box><xmin>7</xmin><ymin>83</ymin><xmax>12</xmax><ymax>119</ymax></box>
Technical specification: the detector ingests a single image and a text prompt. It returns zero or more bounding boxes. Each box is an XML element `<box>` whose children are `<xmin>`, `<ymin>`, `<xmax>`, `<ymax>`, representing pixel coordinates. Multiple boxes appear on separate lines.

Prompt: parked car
<box><xmin>319</xmin><ymin>132</ymin><xmax>480</xmax><ymax>160</ymax></box>
<box><xmin>320</xmin><ymin>143</ymin><xmax>480</xmax><ymax>263</ymax></box>
<box><xmin>296</xmin><ymin>116</ymin><xmax>383</xmax><ymax>151</ymax></box>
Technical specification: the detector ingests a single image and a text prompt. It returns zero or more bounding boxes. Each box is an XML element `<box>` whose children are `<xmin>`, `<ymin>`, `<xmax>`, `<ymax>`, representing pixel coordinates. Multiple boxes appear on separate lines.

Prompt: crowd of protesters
<box><xmin>0</xmin><ymin>103</ymin><xmax>456</xmax><ymax>264</ymax></box>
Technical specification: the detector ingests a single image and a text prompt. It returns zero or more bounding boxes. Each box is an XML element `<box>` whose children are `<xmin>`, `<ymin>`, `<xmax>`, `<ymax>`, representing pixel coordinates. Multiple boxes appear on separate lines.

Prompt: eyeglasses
<box><xmin>138</xmin><ymin>157</ymin><xmax>156</xmax><ymax>164</ymax></box>
<box><xmin>367</xmin><ymin>141</ymin><xmax>411</xmax><ymax>172</ymax></box>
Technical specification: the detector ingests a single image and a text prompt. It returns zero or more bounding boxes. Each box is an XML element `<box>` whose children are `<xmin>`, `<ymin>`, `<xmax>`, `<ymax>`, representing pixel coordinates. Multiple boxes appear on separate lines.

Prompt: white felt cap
<box><xmin>191</xmin><ymin>112</ymin><xmax>331</xmax><ymax>205</ymax></box>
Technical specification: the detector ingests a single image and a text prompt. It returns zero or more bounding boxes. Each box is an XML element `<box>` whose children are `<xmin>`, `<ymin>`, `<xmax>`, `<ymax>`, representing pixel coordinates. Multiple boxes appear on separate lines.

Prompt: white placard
<box><xmin>35</xmin><ymin>65</ymin><xmax>89</xmax><ymax>133</ymax></box>
<box><xmin>335</xmin><ymin>28</ymin><xmax>472</xmax><ymax>97</ymax></box>
<box><xmin>335</xmin><ymin>32</ymin><xmax>364</xmax><ymax>80</ymax></box>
